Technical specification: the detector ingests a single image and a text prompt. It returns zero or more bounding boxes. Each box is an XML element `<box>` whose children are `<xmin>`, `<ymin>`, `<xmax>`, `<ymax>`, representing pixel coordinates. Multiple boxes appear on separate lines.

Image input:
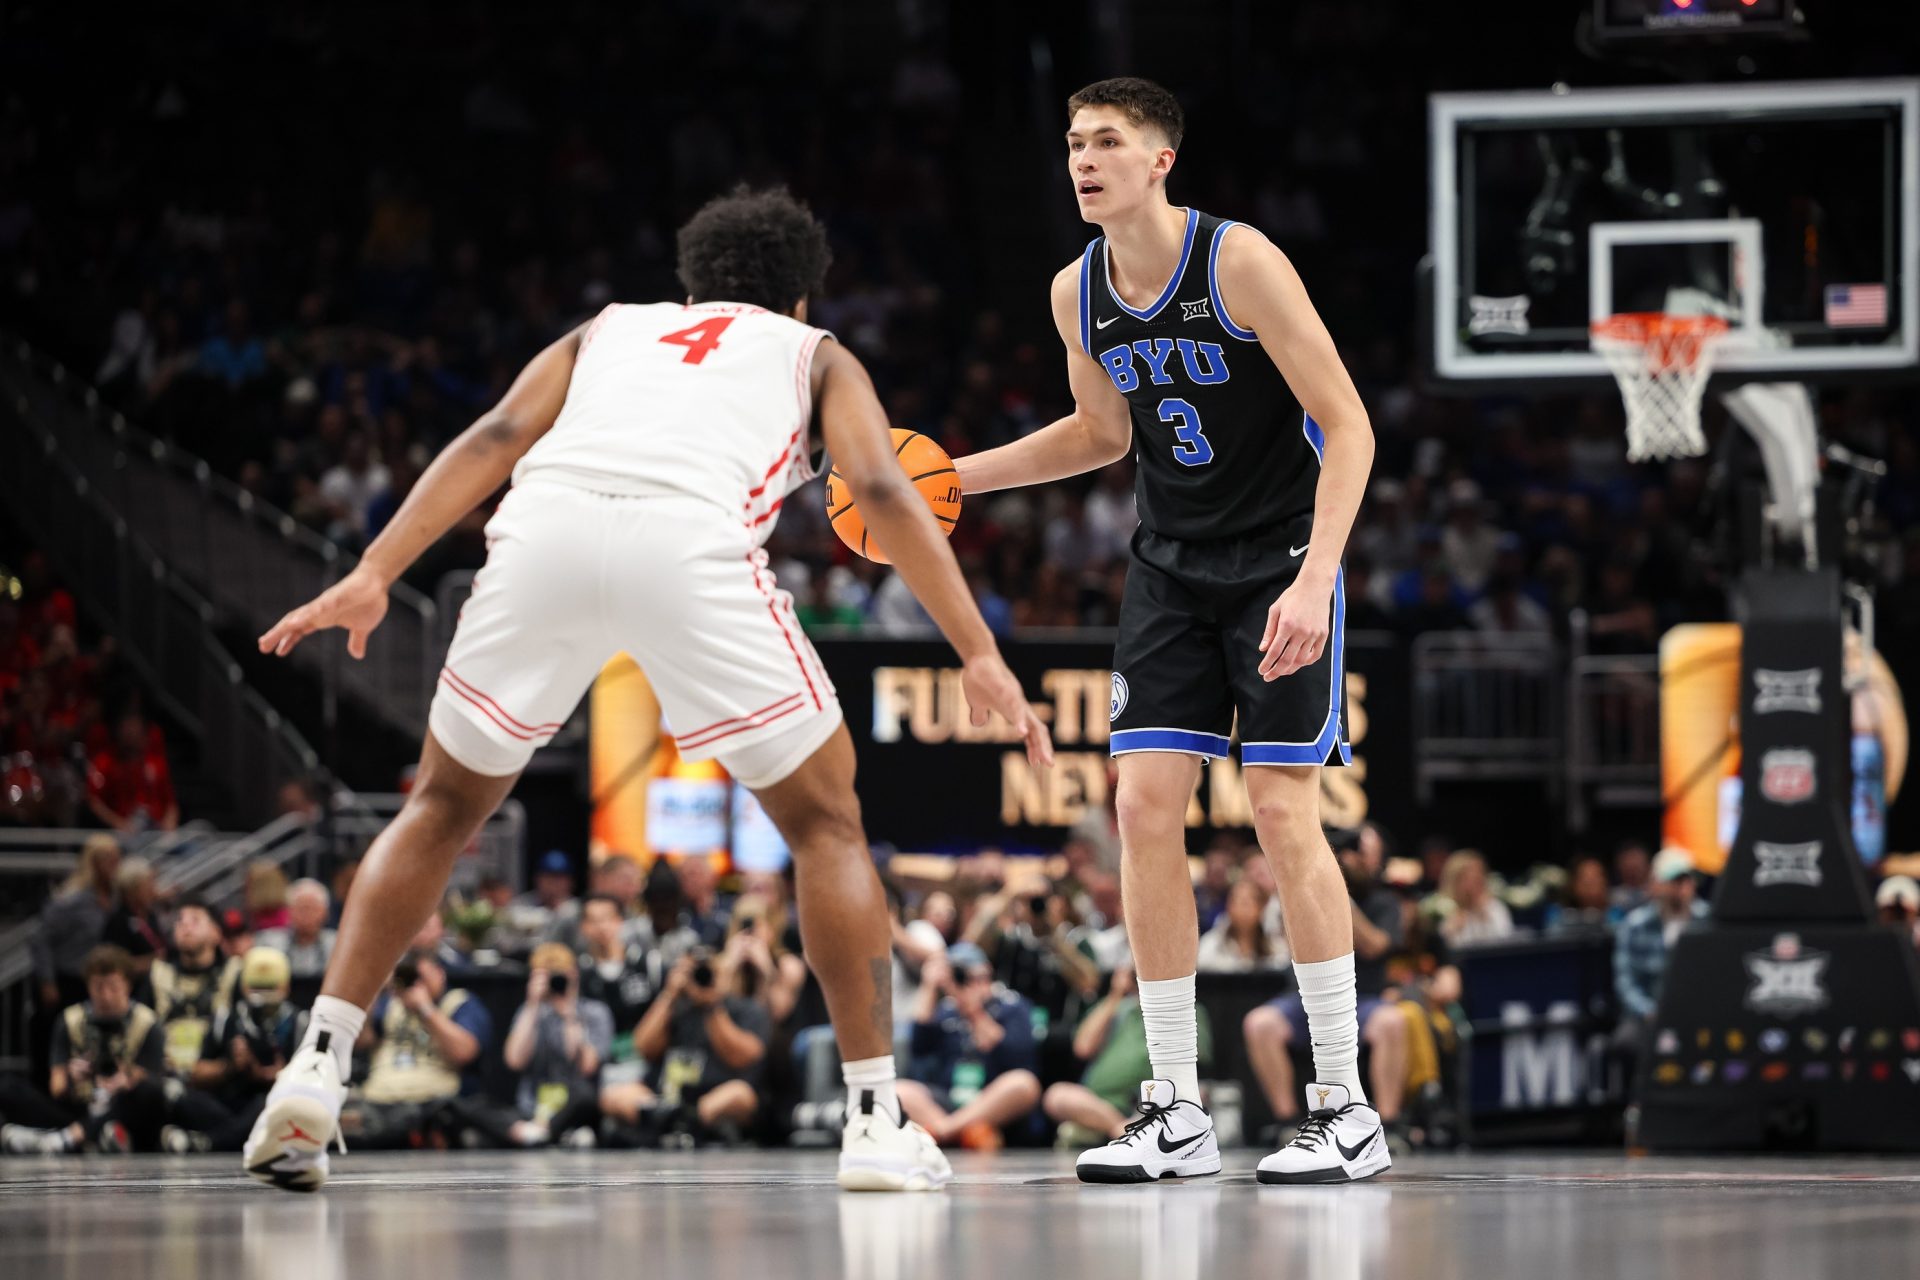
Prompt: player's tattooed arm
<box><xmin>259</xmin><ymin>323</ymin><xmax>586</xmax><ymax>659</ymax></box>
<box><xmin>1216</xmin><ymin>227</ymin><xmax>1375</xmax><ymax>680</ymax></box>
<box><xmin>951</xmin><ymin>262</ymin><xmax>1133</xmax><ymax>495</ymax></box>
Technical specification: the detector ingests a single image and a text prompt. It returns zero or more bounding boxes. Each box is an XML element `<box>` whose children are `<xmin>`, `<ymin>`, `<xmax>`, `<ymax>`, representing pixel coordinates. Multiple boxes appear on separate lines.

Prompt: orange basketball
<box><xmin>825</xmin><ymin>429</ymin><xmax>961</xmax><ymax>565</ymax></box>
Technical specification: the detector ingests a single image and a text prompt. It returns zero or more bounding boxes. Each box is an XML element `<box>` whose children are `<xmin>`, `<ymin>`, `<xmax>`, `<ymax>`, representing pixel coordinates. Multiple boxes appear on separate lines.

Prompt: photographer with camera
<box><xmin>336</xmin><ymin>948</ymin><xmax>492</xmax><ymax>1149</ymax></box>
<box><xmin>492</xmin><ymin>943</ymin><xmax>613</xmax><ymax>1145</ymax></box>
<box><xmin>894</xmin><ymin>942</ymin><xmax>1043</xmax><ymax>1150</ymax></box>
<box><xmin>633</xmin><ymin>943</ymin><xmax>770</xmax><ymax>1142</ymax></box>
<box><xmin>163</xmin><ymin>947</ymin><xmax>309</xmax><ymax>1152</ymax></box>
<box><xmin>1</xmin><ymin>945</ymin><xmax>165</xmax><ymax>1153</ymax></box>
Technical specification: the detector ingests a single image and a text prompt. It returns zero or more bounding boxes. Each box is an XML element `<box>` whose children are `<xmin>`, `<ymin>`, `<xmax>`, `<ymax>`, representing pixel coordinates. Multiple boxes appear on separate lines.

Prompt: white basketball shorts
<box><xmin>427</xmin><ymin>480</ymin><xmax>841</xmax><ymax>787</ymax></box>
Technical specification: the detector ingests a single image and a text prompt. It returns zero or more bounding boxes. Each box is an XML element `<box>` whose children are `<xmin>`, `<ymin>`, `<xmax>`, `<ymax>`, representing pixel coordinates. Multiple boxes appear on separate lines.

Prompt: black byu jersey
<box><xmin>1079</xmin><ymin>207</ymin><xmax>1319</xmax><ymax>541</ymax></box>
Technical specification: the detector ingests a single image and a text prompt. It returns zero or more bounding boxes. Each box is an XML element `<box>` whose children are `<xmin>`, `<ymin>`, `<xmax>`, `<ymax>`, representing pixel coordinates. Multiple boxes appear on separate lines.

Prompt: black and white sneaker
<box><xmin>1255</xmin><ymin>1083</ymin><xmax>1391</xmax><ymax>1185</ymax></box>
<box><xmin>1076</xmin><ymin>1079</ymin><xmax>1221</xmax><ymax>1184</ymax></box>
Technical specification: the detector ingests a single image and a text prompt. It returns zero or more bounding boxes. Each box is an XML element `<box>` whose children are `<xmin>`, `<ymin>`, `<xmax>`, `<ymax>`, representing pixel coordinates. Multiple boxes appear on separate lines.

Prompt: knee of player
<box><xmin>1114</xmin><ymin>784</ymin><xmax>1185</xmax><ymax>843</ymax></box>
<box><xmin>782</xmin><ymin>798</ymin><xmax>866</xmax><ymax>858</ymax></box>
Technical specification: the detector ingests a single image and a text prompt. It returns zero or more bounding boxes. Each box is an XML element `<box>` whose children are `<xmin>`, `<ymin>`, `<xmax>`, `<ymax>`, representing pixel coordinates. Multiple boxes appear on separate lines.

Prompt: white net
<box><xmin>1590</xmin><ymin>313</ymin><xmax>1730</xmax><ymax>462</ymax></box>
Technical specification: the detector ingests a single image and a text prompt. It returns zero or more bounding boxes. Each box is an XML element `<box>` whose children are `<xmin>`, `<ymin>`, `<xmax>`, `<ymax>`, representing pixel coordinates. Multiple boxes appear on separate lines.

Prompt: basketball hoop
<box><xmin>1590</xmin><ymin>312</ymin><xmax>1730</xmax><ymax>462</ymax></box>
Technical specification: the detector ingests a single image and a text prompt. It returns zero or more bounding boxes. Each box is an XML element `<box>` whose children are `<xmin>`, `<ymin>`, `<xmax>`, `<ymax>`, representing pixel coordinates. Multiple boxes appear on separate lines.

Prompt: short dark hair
<box><xmin>582</xmin><ymin>892</ymin><xmax>624</xmax><ymax>919</ymax></box>
<box><xmin>83</xmin><ymin>944</ymin><xmax>136</xmax><ymax>983</ymax></box>
<box><xmin>1067</xmin><ymin>77</ymin><xmax>1185</xmax><ymax>150</ymax></box>
<box><xmin>676</xmin><ymin>186</ymin><xmax>832</xmax><ymax>313</ymax></box>
<box><xmin>173</xmin><ymin>898</ymin><xmax>217</xmax><ymax>928</ymax></box>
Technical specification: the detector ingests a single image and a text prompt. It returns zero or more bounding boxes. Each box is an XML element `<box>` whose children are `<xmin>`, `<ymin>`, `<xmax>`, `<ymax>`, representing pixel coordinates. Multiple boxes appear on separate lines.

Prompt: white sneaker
<box><xmin>837</xmin><ymin>1089</ymin><xmax>952</xmax><ymax>1192</ymax></box>
<box><xmin>243</xmin><ymin>1043</ymin><xmax>346</xmax><ymax>1192</ymax></box>
<box><xmin>1076</xmin><ymin>1079</ymin><xmax>1221</xmax><ymax>1184</ymax></box>
<box><xmin>1255</xmin><ymin>1083</ymin><xmax>1391</xmax><ymax>1185</ymax></box>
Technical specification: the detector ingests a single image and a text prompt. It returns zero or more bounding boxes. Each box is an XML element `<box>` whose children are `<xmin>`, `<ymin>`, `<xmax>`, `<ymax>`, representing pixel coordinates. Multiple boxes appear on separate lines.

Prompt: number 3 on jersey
<box><xmin>1158</xmin><ymin>397</ymin><xmax>1213</xmax><ymax>467</ymax></box>
<box><xmin>659</xmin><ymin>316</ymin><xmax>734</xmax><ymax>365</ymax></box>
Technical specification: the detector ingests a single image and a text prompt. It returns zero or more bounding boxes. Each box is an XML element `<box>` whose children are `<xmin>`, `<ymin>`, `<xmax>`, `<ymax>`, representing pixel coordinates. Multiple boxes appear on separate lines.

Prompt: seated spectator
<box><xmin>409</xmin><ymin>909</ymin><xmax>472</xmax><ymax>975</ymax></box>
<box><xmin>1878</xmin><ymin>876</ymin><xmax>1920</xmax><ymax>951</ymax></box>
<box><xmin>1610</xmin><ymin>841</ymin><xmax>1652</xmax><ymax>916</ymax></box>
<box><xmin>1545</xmin><ymin>856</ymin><xmax>1621</xmax><ymax>935</ymax></box>
<box><xmin>149</xmin><ymin>899</ymin><xmax>243</xmax><ymax>1081</ymax></box>
<box><xmin>1196</xmin><ymin>878</ymin><xmax>1287</xmax><ymax>972</ymax></box>
<box><xmin>896</xmin><ymin>944</ymin><xmax>1043</xmax><ymax>1150</ymax></box>
<box><xmin>576</xmin><ymin>893</ymin><xmax>666</xmax><ymax>1043</ymax></box>
<box><xmin>1194</xmin><ymin>840</ymin><xmax>1240</xmax><ymax>933</ymax></box>
<box><xmin>255</xmin><ymin>878</ymin><xmax>337</xmax><ymax>978</ymax></box>
<box><xmin>338</xmin><ymin>948</ymin><xmax>493</xmax><ymax>1149</ymax></box>
<box><xmin>1436</xmin><ymin>851</ymin><xmax>1515</xmax><ymax>949</ymax></box>
<box><xmin>502</xmin><ymin>849</ymin><xmax>579</xmax><ymax>954</ymax></box>
<box><xmin>633</xmin><ymin>946</ymin><xmax>772</xmax><ymax>1142</ymax></box>
<box><xmin>164</xmin><ymin>946</ymin><xmax>308</xmax><ymax>1152</ymax></box>
<box><xmin>1614</xmin><ymin>848</ymin><xmax>1708</xmax><ymax>1052</ymax></box>
<box><xmin>1243</xmin><ymin>841</ymin><xmax>1411</xmax><ymax>1139</ymax></box>
<box><xmin>101</xmin><ymin>857</ymin><xmax>167</xmax><ymax>976</ymax></box>
<box><xmin>1042</xmin><ymin>961</ymin><xmax>1214</xmax><ymax>1146</ymax></box>
<box><xmin>245</xmin><ymin>862</ymin><xmax>290</xmax><ymax>932</ymax></box>
<box><xmin>631</xmin><ymin>858</ymin><xmax>701</xmax><ymax>961</ymax></box>
<box><xmin>453</xmin><ymin>943</ymin><xmax>613</xmax><ymax>1147</ymax></box>
<box><xmin>674</xmin><ymin>854</ymin><xmax>732</xmax><ymax>949</ymax></box>
<box><xmin>31</xmin><ymin>834</ymin><xmax>121</xmax><ymax>1013</ymax></box>
<box><xmin>0</xmin><ymin>946</ymin><xmax>165</xmax><ymax>1153</ymax></box>
<box><xmin>85</xmin><ymin>710</ymin><xmax>178</xmax><ymax>833</ymax></box>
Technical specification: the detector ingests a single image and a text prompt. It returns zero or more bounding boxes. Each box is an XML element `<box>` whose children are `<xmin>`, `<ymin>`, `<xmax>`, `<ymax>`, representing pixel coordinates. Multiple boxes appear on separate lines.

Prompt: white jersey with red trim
<box><xmin>513</xmin><ymin>301</ymin><xmax>829</xmax><ymax>545</ymax></box>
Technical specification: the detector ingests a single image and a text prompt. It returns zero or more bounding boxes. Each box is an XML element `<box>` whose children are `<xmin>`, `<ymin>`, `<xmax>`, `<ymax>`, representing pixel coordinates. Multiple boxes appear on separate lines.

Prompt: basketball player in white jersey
<box><xmin>241</xmin><ymin>189</ymin><xmax>1051</xmax><ymax>1193</ymax></box>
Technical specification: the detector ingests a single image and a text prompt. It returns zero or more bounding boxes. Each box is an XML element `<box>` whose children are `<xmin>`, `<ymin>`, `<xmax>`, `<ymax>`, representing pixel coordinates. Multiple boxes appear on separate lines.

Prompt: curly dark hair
<box><xmin>675</xmin><ymin>186</ymin><xmax>832</xmax><ymax>313</ymax></box>
<box><xmin>1067</xmin><ymin>76</ymin><xmax>1185</xmax><ymax>150</ymax></box>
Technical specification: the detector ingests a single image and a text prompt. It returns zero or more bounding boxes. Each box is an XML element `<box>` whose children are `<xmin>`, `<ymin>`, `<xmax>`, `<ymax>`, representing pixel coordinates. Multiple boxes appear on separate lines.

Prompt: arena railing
<box><xmin>0</xmin><ymin>340</ymin><xmax>441</xmax><ymax>739</ymax></box>
<box><xmin>0</xmin><ymin>357</ymin><xmax>332</xmax><ymax>828</ymax></box>
<box><xmin>1565</xmin><ymin>611</ymin><xmax>1662</xmax><ymax>833</ymax></box>
<box><xmin>1410</xmin><ymin>632</ymin><xmax>1564</xmax><ymax>804</ymax></box>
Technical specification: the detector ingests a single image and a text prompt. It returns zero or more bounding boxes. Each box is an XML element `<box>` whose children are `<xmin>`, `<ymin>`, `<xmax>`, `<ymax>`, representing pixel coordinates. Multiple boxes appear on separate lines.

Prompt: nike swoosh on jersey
<box><xmin>1334</xmin><ymin>1129</ymin><xmax>1380</xmax><ymax>1163</ymax></box>
<box><xmin>1095</xmin><ymin>315</ymin><xmax>1120</xmax><ymax>329</ymax></box>
<box><xmin>1157</xmin><ymin>1128</ymin><xmax>1209</xmax><ymax>1154</ymax></box>
<box><xmin>1289</xmin><ymin>543</ymin><xmax>1309</xmax><ymax>556</ymax></box>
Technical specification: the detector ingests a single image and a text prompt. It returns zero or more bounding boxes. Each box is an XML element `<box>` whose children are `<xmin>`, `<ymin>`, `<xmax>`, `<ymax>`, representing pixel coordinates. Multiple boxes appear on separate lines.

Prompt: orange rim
<box><xmin>1590</xmin><ymin>312</ymin><xmax>1730</xmax><ymax>372</ymax></box>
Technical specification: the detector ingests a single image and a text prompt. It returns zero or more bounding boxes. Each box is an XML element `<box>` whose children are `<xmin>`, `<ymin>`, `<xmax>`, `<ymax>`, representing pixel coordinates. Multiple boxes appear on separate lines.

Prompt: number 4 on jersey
<box><xmin>659</xmin><ymin>316</ymin><xmax>734</xmax><ymax>365</ymax></box>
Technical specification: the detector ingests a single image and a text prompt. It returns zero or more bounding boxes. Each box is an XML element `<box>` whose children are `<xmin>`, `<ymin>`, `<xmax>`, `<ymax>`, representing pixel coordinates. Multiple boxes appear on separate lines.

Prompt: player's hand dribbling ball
<box><xmin>825</xmin><ymin>428</ymin><xmax>961</xmax><ymax>564</ymax></box>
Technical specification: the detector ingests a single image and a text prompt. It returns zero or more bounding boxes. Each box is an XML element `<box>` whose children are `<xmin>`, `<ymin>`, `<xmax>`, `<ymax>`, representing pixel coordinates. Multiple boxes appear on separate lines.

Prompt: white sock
<box><xmin>1137</xmin><ymin>973</ymin><xmax>1201</xmax><ymax>1103</ymax></box>
<box><xmin>842</xmin><ymin>1054</ymin><xmax>900</xmax><ymax>1124</ymax></box>
<box><xmin>300</xmin><ymin>995</ymin><xmax>367</xmax><ymax>1080</ymax></box>
<box><xmin>1293</xmin><ymin>953</ymin><xmax>1367</xmax><ymax>1105</ymax></box>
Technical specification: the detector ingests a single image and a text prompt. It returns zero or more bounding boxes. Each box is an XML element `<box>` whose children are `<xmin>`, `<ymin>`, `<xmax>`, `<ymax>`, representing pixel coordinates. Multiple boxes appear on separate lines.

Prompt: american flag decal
<box><xmin>1825</xmin><ymin>284</ymin><xmax>1888</xmax><ymax>328</ymax></box>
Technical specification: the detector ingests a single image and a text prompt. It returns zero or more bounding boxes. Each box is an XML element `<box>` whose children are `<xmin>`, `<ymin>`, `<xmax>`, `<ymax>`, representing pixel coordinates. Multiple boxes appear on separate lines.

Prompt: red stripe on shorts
<box><xmin>442</xmin><ymin>667</ymin><xmax>566</xmax><ymax>734</ymax></box>
<box><xmin>677</xmin><ymin>692</ymin><xmax>809</xmax><ymax>749</ymax></box>
<box><xmin>747</xmin><ymin>552</ymin><xmax>821</xmax><ymax>711</ymax></box>
<box><xmin>439</xmin><ymin>673</ymin><xmax>548</xmax><ymax>742</ymax></box>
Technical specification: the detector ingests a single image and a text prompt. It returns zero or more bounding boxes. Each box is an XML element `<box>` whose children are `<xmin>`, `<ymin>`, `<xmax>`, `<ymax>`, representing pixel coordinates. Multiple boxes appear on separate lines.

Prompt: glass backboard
<box><xmin>1429</xmin><ymin>79</ymin><xmax>1917</xmax><ymax>385</ymax></box>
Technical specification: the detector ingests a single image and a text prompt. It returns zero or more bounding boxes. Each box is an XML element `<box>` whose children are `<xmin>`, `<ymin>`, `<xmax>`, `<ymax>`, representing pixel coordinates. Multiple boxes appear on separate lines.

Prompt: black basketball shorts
<box><xmin>1108</xmin><ymin>520</ymin><xmax>1350</xmax><ymax>768</ymax></box>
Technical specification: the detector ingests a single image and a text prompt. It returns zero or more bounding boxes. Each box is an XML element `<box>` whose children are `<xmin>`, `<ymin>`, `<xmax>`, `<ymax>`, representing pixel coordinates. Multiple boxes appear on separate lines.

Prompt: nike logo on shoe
<box><xmin>1156</xmin><ymin>1129</ymin><xmax>1208</xmax><ymax>1155</ymax></box>
<box><xmin>1096</xmin><ymin>315</ymin><xmax>1119</xmax><ymax>329</ymax></box>
<box><xmin>1334</xmin><ymin>1128</ymin><xmax>1380</xmax><ymax>1163</ymax></box>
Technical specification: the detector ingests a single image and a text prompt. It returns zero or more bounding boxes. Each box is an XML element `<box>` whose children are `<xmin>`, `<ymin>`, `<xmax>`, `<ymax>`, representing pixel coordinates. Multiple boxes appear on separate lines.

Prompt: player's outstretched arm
<box><xmin>951</xmin><ymin>263</ymin><xmax>1133</xmax><ymax>495</ymax></box>
<box><xmin>258</xmin><ymin>324</ymin><xmax>585</xmax><ymax>659</ymax></box>
<box><xmin>1217</xmin><ymin>227</ymin><xmax>1376</xmax><ymax>681</ymax></box>
<box><xmin>814</xmin><ymin>340</ymin><xmax>1053</xmax><ymax>767</ymax></box>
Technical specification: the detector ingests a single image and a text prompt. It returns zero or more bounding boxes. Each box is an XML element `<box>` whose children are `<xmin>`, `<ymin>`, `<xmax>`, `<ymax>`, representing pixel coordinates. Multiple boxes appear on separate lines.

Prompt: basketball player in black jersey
<box><xmin>955</xmin><ymin>77</ymin><xmax>1388</xmax><ymax>1184</ymax></box>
